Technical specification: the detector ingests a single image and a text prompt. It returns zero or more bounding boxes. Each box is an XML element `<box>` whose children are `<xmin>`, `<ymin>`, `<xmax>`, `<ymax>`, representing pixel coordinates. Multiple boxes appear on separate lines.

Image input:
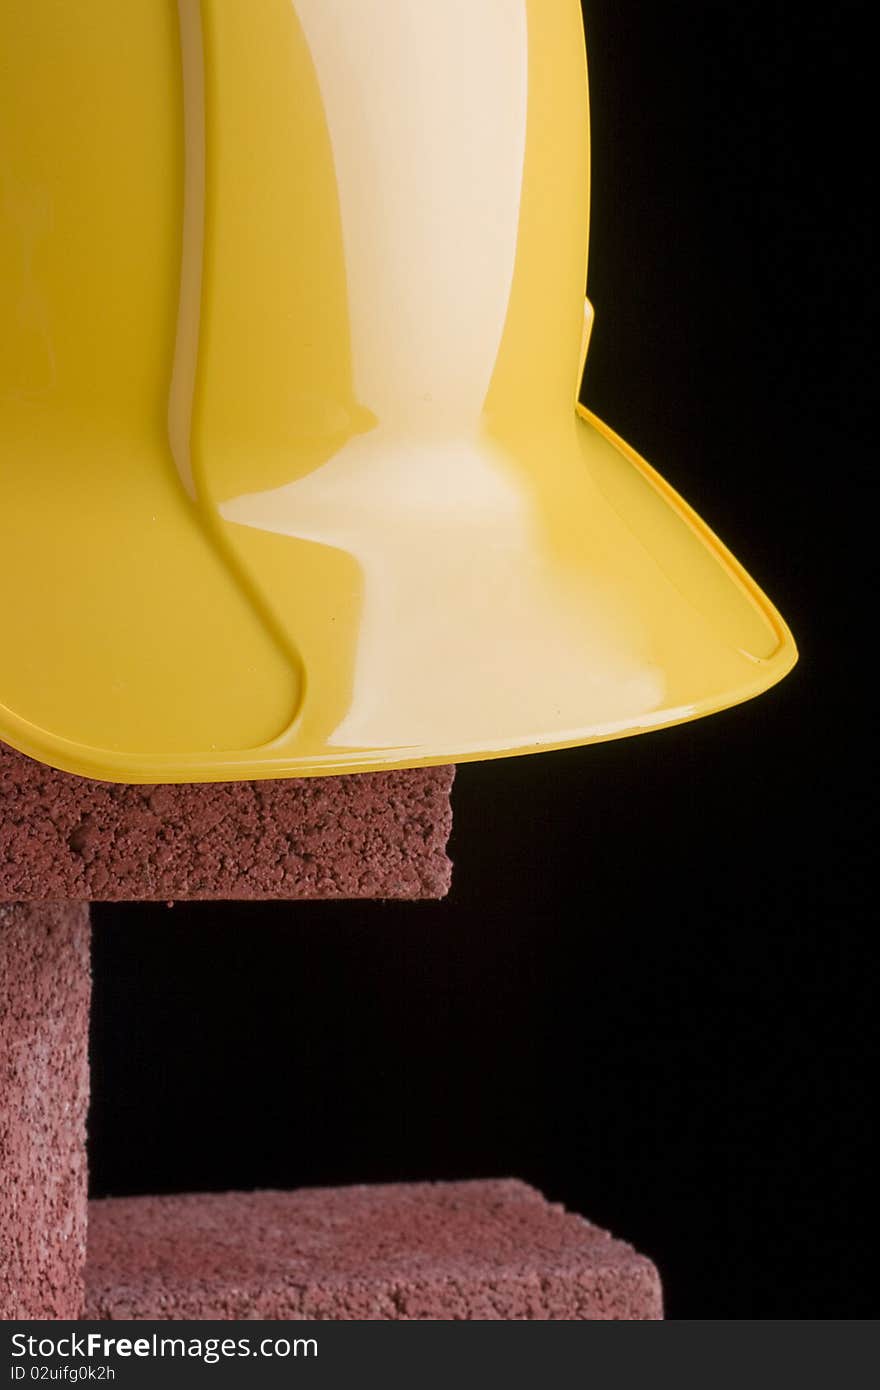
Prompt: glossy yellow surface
<box><xmin>0</xmin><ymin>0</ymin><xmax>796</xmax><ymax>783</ymax></box>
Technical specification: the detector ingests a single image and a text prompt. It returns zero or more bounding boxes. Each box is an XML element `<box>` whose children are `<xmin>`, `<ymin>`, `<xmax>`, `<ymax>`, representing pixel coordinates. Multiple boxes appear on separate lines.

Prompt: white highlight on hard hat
<box><xmin>290</xmin><ymin>0</ymin><xmax>529</xmax><ymax>425</ymax></box>
<box><xmin>220</xmin><ymin>0</ymin><xmax>665</xmax><ymax>748</ymax></box>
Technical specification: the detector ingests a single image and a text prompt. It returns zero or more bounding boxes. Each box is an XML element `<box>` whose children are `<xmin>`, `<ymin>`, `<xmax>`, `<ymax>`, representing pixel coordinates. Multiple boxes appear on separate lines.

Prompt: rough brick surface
<box><xmin>1</xmin><ymin>902</ymin><xmax>90</xmax><ymax>1319</ymax></box>
<box><xmin>0</xmin><ymin>745</ymin><xmax>454</xmax><ymax>902</ymax></box>
<box><xmin>85</xmin><ymin>1179</ymin><xmax>662</xmax><ymax>1320</ymax></box>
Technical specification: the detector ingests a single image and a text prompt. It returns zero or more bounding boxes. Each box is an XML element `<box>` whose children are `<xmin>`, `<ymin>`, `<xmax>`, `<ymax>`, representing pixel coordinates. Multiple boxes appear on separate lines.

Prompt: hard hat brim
<box><xmin>0</xmin><ymin>406</ymin><xmax>795</xmax><ymax>783</ymax></box>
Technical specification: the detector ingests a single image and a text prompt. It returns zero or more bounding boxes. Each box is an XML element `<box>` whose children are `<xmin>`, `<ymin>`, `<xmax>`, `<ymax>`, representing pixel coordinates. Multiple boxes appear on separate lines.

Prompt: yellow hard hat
<box><xmin>0</xmin><ymin>0</ymin><xmax>795</xmax><ymax>783</ymax></box>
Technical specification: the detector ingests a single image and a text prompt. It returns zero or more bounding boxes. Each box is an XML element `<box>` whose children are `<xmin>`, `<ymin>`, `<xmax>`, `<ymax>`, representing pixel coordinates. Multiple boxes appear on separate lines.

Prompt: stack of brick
<box><xmin>1</xmin><ymin>741</ymin><xmax>662</xmax><ymax>1320</ymax></box>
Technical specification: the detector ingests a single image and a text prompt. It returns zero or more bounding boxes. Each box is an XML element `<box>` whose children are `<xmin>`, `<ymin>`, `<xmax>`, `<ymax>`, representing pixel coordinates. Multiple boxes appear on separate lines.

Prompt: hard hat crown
<box><xmin>0</xmin><ymin>1</ymin><xmax>794</xmax><ymax>781</ymax></box>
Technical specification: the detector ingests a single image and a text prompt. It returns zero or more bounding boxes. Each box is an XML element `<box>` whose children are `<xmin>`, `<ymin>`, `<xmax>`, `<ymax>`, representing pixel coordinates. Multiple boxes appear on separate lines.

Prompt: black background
<box><xmin>90</xmin><ymin>2</ymin><xmax>870</xmax><ymax>1318</ymax></box>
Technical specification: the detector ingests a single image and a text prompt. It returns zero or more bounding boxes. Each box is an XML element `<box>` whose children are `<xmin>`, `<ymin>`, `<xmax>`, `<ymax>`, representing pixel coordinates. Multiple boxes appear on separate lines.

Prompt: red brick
<box><xmin>0</xmin><ymin>745</ymin><xmax>454</xmax><ymax>902</ymax></box>
<box><xmin>1</xmin><ymin>902</ymin><xmax>90</xmax><ymax>1319</ymax></box>
<box><xmin>85</xmin><ymin>1180</ymin><xmax>662</xmax><ymax>1320</ymax></box>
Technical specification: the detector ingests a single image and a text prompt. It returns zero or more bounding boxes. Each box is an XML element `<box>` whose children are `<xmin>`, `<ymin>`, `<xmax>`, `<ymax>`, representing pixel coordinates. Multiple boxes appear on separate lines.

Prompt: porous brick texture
<box><xmin>0</xmin><ymin>902</ymin><xmax>90</xmax><ymax>1319</ymax></box>
<box><xmin>0</xmin><ymin>744</ymin><xmax>454</xmax><ymax>902</ymax></box>
<box><xmin>85</xmin><ymin>1179</ymin><xmax>662</xmax><ymax>1320</ymax></box>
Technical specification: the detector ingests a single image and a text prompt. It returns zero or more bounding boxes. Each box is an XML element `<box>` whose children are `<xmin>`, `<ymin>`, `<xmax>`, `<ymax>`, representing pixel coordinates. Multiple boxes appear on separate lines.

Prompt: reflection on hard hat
<box><xmin>222</xmin><ymin>430</ymin><xmax>666</xmax><ymax>751</ymax></box>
